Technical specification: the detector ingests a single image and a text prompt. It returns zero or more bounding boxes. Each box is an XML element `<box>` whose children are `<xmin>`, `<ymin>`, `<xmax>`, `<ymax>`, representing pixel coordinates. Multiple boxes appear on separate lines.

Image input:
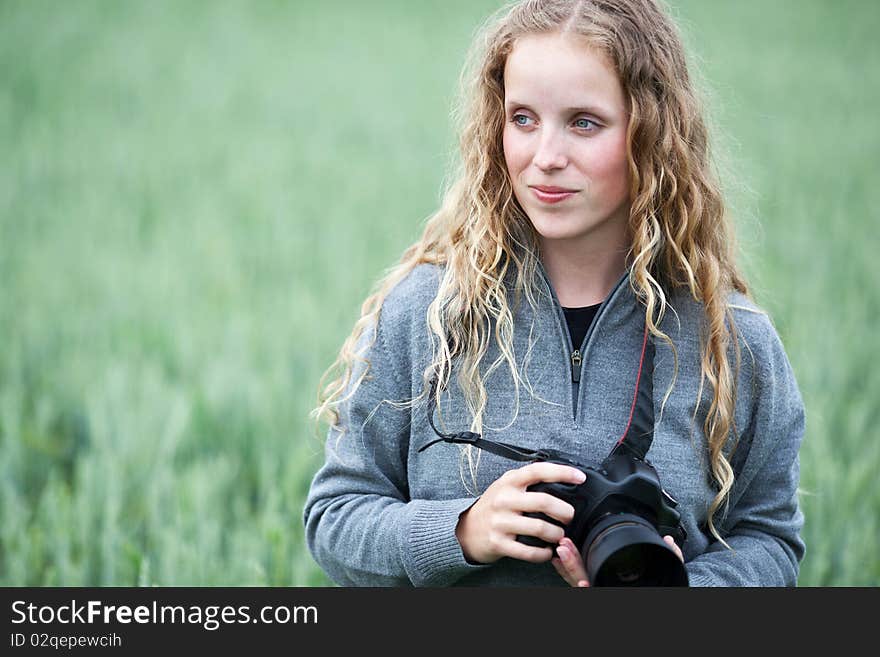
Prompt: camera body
<box><xmin>519</xmin><ymin>450</ymin><xmax>689</xmax><ymax>586</ymax></box>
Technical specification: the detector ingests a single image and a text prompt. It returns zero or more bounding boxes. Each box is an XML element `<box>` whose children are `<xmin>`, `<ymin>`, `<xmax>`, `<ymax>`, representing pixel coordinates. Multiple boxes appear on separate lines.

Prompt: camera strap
<box><xmin>417</xmin><ymin>375</ymin><xmax>583</xmax><ymax>465</ymax></box>
<box><xmin>608</xmin><ymin>324</ymin><xmax>654</xmax><ymax>462</ymax></box>
<box><xmin>420</xmin><ymin>324</ymin><xmax>655</xmax><ymax>465</ymax></box>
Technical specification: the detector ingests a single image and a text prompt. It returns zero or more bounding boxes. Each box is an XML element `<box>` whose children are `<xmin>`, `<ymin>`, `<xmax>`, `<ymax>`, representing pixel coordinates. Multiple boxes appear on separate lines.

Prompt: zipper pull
<box><xmin>570</xmin><ymin>349</ymin><xmax>582</xmax><ymax>383</ymax></box>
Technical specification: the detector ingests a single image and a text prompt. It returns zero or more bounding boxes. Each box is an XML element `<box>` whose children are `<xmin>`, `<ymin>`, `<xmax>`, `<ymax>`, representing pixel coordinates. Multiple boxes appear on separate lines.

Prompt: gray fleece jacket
<box><xmin>303</xmin><ymin>263</ymin><xmax>805</xmax><ymax>586</ymax></box>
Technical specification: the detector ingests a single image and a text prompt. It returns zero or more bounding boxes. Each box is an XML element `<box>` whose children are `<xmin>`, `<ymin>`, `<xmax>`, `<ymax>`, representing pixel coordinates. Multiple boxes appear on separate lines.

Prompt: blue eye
<box><xmin>574</xmin><ymin>117</ymin><xmax>598</xmax><ymax>131</ymax></box>
<box><xmin>512</xmin><ymin>114</ymin><xmax>533</xmax><ymax>127</ymax></box>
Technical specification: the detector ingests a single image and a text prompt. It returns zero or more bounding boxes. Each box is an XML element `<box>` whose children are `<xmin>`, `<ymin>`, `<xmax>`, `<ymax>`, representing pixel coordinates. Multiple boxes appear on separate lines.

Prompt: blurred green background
<box><xmin>1</xmin><ymin>0</ymin><xmax>877</xmax><ymax>586</ymax></box>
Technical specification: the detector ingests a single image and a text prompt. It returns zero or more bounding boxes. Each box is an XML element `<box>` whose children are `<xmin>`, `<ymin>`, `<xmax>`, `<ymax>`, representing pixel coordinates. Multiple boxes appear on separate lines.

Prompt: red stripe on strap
<box><xmin>615</xmin><ymin>324</ymin><xmax>649</xmax><ymax>449</ymax></box>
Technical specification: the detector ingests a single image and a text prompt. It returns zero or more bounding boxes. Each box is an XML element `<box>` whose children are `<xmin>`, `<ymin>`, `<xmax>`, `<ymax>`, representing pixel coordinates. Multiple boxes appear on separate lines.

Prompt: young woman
<box><xmin>303</xmin><ymin>0</ymin><xmax>805</xmax><ymax>587</ymax></box>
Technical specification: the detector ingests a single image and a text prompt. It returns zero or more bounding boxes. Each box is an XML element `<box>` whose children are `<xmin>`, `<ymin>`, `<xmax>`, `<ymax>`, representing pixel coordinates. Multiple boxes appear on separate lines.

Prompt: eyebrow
<box><xmin>505</xmin><ymin>100</ymin><xmax>611</xmax><ymax>118</ymax></box>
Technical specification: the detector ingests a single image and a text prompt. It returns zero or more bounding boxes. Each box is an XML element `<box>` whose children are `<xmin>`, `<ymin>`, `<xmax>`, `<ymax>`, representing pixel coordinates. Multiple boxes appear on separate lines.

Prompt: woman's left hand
<box><xmin>551</xmin><ymin>535</ymin><xmax>684</xmax><ymax>587</ymax></box>
<box><xmin>551</xmin><ymin>537</ymin><xmax>590</xmax><ymax>587</ymax></box>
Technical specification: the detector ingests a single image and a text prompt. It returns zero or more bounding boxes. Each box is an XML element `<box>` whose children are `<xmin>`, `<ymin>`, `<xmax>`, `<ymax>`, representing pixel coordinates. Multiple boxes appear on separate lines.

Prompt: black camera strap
<box><xmin>608</xmin><ymin>325</ymin><xmax>654</xmax><ymax>462</ymax></box>
<box><xmin>420</xmin><ymin>324</ymin><xmax>655</xmax><ymax>464</ymax></box>
<box><xmin>418</xmin><ymin>376</ymin><xmax>584</xmax><ymax>465</ymax></box>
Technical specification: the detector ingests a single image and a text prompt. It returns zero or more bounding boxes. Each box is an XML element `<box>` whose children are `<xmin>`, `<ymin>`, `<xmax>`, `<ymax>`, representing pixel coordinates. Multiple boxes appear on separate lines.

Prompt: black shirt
<box><xmin>562</xmin><ymin>302</ymin><xmax>602</xmax><ymax>351</ymax></box>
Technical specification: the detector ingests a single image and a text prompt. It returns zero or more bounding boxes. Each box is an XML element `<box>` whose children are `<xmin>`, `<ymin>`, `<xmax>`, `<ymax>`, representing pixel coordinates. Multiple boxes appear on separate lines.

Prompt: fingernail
<box><xmin>574</xmin><ymin>470</ymin><xmax>587</xmax><ymax>483</ymax></box>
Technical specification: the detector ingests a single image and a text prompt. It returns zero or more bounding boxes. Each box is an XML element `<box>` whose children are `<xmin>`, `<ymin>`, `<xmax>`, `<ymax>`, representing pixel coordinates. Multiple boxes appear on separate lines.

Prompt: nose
<box><xmin>532</xmin><ymin>126</ymin><xmax>568</xmax><ymax>172</ymax></box>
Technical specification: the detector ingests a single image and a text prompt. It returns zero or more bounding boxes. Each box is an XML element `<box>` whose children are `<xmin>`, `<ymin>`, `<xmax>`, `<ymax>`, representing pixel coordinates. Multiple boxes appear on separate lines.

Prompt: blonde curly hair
<box><xmin>314</xmin><ymin>0</ymin><xmax>749</xmax><ymax>544</ymax></box>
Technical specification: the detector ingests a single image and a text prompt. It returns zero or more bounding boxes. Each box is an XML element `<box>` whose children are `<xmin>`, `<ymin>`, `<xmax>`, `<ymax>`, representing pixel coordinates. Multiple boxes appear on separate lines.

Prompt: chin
<box><xmin>528</xmin><ymin>213</ymin><xmax>587</xmax><ymax>242</ymax></box>
<box><xmin>526</xmin><ymin>205</ymin><xmax>627</xmax><ymax>246</ymax></box>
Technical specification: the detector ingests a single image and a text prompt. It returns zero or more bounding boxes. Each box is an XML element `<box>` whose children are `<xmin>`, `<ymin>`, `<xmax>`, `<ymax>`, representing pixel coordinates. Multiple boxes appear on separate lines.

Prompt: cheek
<box><xmin>502</xmin><ymin>126</ymin><xmax>530</xmax><ymax>179</ymax></box>
<box><xmin>587</xmin><ymin>133</ymin><xmax>630</xmax><ymax>195</ymax></box>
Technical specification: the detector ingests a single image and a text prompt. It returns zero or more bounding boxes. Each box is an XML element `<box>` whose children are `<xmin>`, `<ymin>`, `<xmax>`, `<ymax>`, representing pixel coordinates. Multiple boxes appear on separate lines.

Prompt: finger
<box><xmin>560</xmin><ymin>536</ymin><xmax>583</xmax><ymax>558</ymax></box>
<box><xmin>518</xmin><ymin>491</ymin><xmax>576</xmax><ymax>524</ymax></box>
<box><xmin>556</xmin><ymin>548</ymin><xmax>590</xmax><ymax>588</ymax></box>
<box><xmin>557</xmin><ymin>541</ymin><xmax>588</xmax><ymax>583</ymax></box>
<box><xmin>499</xmin><ymin>514</ymin><xmax>566</xmax><ymax>545</ymax></box>
<box><xmin>551</xmin><ymin>557</ymin><xmax>578</xmax><ymax>587</ymax></box>
<box><xmin>507</xmin><ymin>462</ymin><xmax>587</xmax><ymax>487</ymax></box>
<box><xmin>663</xmin><ymin>535</ymin><xmax>684</xmax><ymax>563</ymax></box>
<box><xmin>663</xmin><ymin>535</ymin><xmax>682</xmax><ymax>559</ymax></box>
<box><xmin>498</xmin><ymin>538</ymin><xmax>555</xmax><ymax>563</ymax></box>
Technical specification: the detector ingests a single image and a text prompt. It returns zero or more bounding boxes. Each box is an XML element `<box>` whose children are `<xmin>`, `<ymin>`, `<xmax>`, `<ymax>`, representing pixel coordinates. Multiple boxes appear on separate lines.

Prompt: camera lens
<box><xmin>581</xmin><ymin>514</ymin><xmax>688</xmax><ymax>586</ymax></box>
<box><xmin>603</xmin><ymin>543</ymin><xmax>649</xmax><ymax>583</ymax></box>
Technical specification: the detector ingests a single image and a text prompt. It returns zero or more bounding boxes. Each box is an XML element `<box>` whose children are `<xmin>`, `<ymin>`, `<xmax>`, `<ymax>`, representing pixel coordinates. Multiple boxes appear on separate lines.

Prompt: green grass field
<box><xmin>1</xmin><ymin>0</ymin><xmax>877</xmax><ymax>586</ymax></box>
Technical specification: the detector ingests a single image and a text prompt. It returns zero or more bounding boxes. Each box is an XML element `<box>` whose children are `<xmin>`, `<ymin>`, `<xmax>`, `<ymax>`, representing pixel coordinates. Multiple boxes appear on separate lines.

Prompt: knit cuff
<box><xmin>404</xmin><ymin>497</ymin><xmax>490</xmax><ymax>586</ymax></box>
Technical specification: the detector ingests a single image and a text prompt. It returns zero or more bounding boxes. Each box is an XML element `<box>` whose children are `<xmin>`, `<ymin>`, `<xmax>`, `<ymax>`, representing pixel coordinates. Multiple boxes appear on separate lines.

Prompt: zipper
<box><xmin>570</xmin><ymin>350</ymin><xmax>582</xmax><ymax>383</ymax></box>
<box><xmin>537</xmin><ymin>263</ymin><xmax>630</xmax><ymax>424</ymax></box>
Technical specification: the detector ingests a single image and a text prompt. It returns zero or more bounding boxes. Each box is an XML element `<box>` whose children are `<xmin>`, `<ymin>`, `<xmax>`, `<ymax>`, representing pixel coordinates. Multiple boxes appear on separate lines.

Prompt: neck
<box><xmin>539</xmin><ymin>237</ymin><xmax>629</xmax><ymax>308</ymax></box>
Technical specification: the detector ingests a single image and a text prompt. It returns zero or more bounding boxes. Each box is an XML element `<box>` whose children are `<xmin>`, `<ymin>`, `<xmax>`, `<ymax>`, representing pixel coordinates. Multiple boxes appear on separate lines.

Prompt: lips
<box><xmin>531</xmin><ymin>185</ymin><xmax>578</xmax><ymax>193</ymax></box>
<box><xmin>529</xmin><ymin>185</ymin><xmax>578</xmax><ymax>204</ymax></box>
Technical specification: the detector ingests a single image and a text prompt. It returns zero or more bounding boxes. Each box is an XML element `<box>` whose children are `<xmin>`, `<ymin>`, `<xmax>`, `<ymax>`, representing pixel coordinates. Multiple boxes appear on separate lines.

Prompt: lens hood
<box><xmin>582</xmin><ymin>513</ymin><xmax>689</xmax><ymax>586</ymax></box>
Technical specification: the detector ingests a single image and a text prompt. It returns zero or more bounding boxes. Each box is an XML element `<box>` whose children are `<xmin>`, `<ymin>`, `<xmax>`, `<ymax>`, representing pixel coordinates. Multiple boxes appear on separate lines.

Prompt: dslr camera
<box><xmin>516</xmin><ymin>447</ymin><xmax>688</xmax><ymax>587</ymax></box>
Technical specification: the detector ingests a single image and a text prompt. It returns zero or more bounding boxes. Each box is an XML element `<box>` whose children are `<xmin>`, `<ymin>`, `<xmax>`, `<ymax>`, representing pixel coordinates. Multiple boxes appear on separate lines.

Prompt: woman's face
<box><xmin>502</xmin><ymin>33</ymin><xmax>630</xmax><ymax>252</ymax></box>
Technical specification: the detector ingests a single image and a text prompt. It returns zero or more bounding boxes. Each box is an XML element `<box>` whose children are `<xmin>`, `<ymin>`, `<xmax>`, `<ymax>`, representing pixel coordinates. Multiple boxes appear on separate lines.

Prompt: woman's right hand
<box><xmin>455</xmin><ymin>462</ymin><xmax>586</xmax><ymax>564</ymax></box>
